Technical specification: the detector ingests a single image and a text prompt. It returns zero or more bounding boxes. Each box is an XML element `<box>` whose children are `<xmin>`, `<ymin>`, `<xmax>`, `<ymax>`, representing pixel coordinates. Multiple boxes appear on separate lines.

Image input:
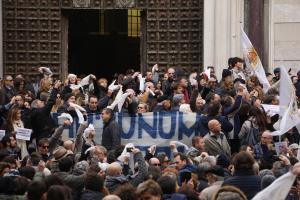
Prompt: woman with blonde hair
<box><xmin>5</xmin><ymin>107</ymin><xmax>28</xmax><ymax>158</ymax></box>
<box><xmin>38</xmin><ymin>77</ymin><xmax>52</xmax><ymax>100</ymax></box>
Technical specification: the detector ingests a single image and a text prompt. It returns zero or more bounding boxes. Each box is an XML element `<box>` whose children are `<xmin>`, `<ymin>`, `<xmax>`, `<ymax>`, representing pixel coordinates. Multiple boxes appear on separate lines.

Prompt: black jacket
<box><xmin>0</xmin><ymin>86</ymin><xmax>16</xmax><ymax>105</ymax></box>
<box><xmin>31</xmin><ymin>88</ymin><xmax>58</xmax><ymax>140</ymax></box>
<box><xmin>101</xmin><ymin>115</ymin><xmax>121</xmax><ymax>151</ymax></box>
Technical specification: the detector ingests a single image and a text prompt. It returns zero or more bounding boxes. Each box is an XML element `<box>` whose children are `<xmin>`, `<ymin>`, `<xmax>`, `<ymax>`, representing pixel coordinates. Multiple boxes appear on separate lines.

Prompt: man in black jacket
<box><xmin>0</xmin><ymin>75</ymin><xmax>16</xmax><ymax>106</ymax></box>
<box><xmin>30</xmin><ymin>80</ymin><xmax>61</xmax><ymax>141</ymax></box>
<box><xmin>101</xmin><ymin>108</ymin><xmax>121</xmax><ymax>151</ymax></box>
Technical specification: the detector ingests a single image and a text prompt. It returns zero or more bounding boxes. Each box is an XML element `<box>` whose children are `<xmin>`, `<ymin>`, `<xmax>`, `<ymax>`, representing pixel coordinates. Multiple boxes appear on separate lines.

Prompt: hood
<box><xmin>105</xmin><ymin>175</ymin><xmax>128</xmax><ymax>185</ymax></box>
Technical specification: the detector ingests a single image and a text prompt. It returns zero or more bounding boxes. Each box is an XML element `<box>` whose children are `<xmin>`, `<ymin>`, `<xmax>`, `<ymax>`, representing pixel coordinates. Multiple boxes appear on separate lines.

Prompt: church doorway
<box><xmin>63</xmin><ymin>9</ymin><xmax>142</xmax><ymax>80</ymax></box>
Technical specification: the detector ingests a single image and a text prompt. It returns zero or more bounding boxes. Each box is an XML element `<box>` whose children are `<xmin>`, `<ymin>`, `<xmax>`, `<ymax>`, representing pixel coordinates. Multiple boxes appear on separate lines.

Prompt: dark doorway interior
<box><xmin>66</xmin><ymin>10</ymin><xmax>140</xmax><ymax>80</ymax></box>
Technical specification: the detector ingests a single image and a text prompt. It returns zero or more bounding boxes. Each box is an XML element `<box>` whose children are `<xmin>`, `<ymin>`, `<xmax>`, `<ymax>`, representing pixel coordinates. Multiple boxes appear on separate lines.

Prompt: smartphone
<box><xmin>126</xmin><ymin>147</ymin><xmax>133</xmax><ymax>152</ymax></box>
<box><xmin>272</xmin><ymin>155</ymin><xmax>281</xmax><ymax>161</ymax></box>
<box><xmin>181</xmin><ymin>172</ymin><xmax>192</xmax><ymax>183</ymax></box>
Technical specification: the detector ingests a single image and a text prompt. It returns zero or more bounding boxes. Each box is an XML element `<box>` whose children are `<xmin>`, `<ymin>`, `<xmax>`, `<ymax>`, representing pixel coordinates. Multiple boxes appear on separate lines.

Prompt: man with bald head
<box><xmin>149</xmin><ymin>157</ymin><xmax>161</xmax><ymax>167</ymax></box>
<box><xmin>105</xmin><ymin>148</ymin><xmax>147</xmax><ymax>193</ymax></box>
<box><xmin>204</xmin><ymin>119</ymin><xmax>231</xmax><ymax>158</ymax></box>
<box><xmin>253</xmin><ymin>130</ymin><xmax>275</xmax><ymax>160</ymax></box>
<box><xmin>162</xmin><ymin>67</ymin><xmax>176</xmax><ymax>97</ymax></box>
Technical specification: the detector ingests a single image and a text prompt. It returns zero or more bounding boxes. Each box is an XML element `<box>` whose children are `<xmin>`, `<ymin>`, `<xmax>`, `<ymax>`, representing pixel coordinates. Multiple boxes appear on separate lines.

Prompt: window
<box><xmin>128</xmin><ymin>9</ymin><xmax>141</xmax><ymax>37</ymax></box>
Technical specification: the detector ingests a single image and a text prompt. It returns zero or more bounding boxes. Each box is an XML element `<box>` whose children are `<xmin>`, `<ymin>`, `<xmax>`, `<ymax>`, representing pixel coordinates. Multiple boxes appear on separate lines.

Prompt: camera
<box><xmin>126</xmin><ymin>147</ymin><xmax>133</xmax><ymax>152</ymax></box>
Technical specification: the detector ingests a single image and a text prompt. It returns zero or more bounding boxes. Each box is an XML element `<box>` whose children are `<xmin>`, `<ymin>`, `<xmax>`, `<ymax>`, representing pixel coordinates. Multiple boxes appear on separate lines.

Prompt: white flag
<box><xmin>272</xmin><ymin>67</ymin><xmax>300</xmax><ymax>136</ymax></box>
<box><xmin>241</xmin><ymin>28</ymin><xmax>270</xmax><ymax>92</ymax></box>
<box><xmin>279</xmin><ymin>67</ymin><xmax>292</xmax><ymax>116</ymax></box>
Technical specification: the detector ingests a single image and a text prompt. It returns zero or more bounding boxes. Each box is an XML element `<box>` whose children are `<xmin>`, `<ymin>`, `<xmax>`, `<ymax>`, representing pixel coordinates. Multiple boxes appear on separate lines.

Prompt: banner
<box><xmin>53</xmin><ymin>112</ymin><xmax>202</xmax><ymax>155</ymax></box>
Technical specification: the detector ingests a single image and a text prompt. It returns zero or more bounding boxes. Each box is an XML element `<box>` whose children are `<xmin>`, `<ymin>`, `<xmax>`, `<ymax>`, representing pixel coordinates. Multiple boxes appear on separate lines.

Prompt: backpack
<box><xmin>241</xmin><ymin>120</ymin><xmax>260</xmax><ymax>146</ymax></box>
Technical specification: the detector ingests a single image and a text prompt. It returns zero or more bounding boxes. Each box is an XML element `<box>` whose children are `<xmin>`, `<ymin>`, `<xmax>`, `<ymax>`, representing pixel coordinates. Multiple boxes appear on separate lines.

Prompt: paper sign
<box><xmin>0</xmin><ymin>130</ymin><xmax>5</xmax><ymax>140</ymax></box>
<box><xmin>274</xmin><ymin>141</ymin><xmax>288</xmax><ymax>155</ymax></box>
<box><xmin>16</xmin><ymin>128</ymin><xmax>32</xmax><ymax>141</ymax></box>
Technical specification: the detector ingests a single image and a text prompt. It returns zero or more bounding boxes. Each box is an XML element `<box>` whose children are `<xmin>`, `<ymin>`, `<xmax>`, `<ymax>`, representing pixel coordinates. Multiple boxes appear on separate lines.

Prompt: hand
<box><xmin>90</xmin><ymin>74</ymin><xmax>96</xmax><ymax>80</ymax></box>
<box><xmin>292</xmin><ymin>162</ymin><xmax>300</xmax><ymax>175</ymax></box>
<box><xmin>200</xmin><ymin>152</ymin><xmax>209</xmax><ymax>158</ymax></box>
<box><xmin>54</xmin><ymin>80</ymin><xmax>62</xmax><ymax>89</ymax></box>
<box><xmin>38</xmin><ymin>160</ymin><xmax>46</xmax><ymax>172</ymax></box>
<box><xmin>170</xmin><ymin>141</ymin><xmax>176</xmax><ymax>150</ymax></box>
<box><xmin>127</xmin><ymin>96</ymin><xmax>133</xmax><ymax>104</ymax></box>
<box><xmin>131</xmin><ymin>148</ymin><xmax>140</xmax><ymax>154</ymax></box>
<box><xmin>10</xmin><ymin>96</ymin><xmax>16</xmax><ymax>104</ymax></box>
<box><xmin>107</xmin><ymin>89</ymin><xmax>113</xmax><ymax>97</ymax></box>
<box><xmin>152</xmin><ymin>64</ymin><xmax>159</xmax><ymax>72</ymax></box>
<box><xmin>24</xmin><ymin>102</ymin><xmax>31</xmax><ymax>109</ymax></box>
<box><xmin>123</xmin><ymin>156</ymin><xmax>130</xmax><ymax>164</ymax></box>
<box><xmin>132</xmin><ymin>72</ymin><xmax>139</xmax><ymax>78</ymax></box>
<box><xmin>182</xmin><ymin>178</ymin><xmax>194</xmax><ymax>190</ymax></box>
<box><xmin>237</xmin><ymin>90</ymin><xmax>244</xmax><ymax>97</ymax></box>
<box><xmin>148</xmin><ymin>145</ymin><xmax>156</xmax><ymax>155</ymax></box>
<box><xmin>64</xmin><ymin>120</ymin><xmax>72</xmax><ymax>126</ymax></box>
<box><xmin>279</xmin><ymin>155</ymin><xmax>291</xmax><ymax>166</ymax></box>
<box><xmin>145</xmin><ymin>86</ymin><xmax>150</xmax><ymax>93</ymax></box>
<box><xmin>98</xmin><ymin>170</ymin><xmax>106</xmax><ymax>179</ymax></box>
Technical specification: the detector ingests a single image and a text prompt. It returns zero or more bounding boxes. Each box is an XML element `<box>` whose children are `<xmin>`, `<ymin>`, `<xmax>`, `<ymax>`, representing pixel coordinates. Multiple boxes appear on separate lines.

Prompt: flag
<box><xmin>272</xmin><ymin>67</ymin><xmax>300</xmax><ymax>136</ymax></box>
<box><xmin>241</xmin><ymin>28</ymin><xmax>270</xmax><ymax>92</ymax></box>
<box><xmin>280</xmin><ymin>66</ymin><xmax>293</xmax><ymax>116</ymax></box>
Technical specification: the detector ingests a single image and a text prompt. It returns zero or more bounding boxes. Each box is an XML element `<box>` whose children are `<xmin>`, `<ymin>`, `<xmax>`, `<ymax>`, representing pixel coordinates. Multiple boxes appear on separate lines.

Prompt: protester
<box><xmin>0</xmin><ymin>61</ymin><xmax>299</xmax><ymax>200</ymax></box>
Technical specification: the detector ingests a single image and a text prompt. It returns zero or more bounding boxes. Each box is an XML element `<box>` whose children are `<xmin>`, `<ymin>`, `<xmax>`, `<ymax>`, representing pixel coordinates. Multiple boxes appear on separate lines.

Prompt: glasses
<box><xmin>41</xmin><ymin>145</ymin><xmax>49</xmax><ymax>149</ymax></box>
<box><xmin>152</xmin><ymin>163</ymin><xmax>161</xmax><ymax>166</ymax></box>
<box><xmin>137</xmin><ymin>107</ymin><xmax>145</xmax><ymax>109</ymax></box>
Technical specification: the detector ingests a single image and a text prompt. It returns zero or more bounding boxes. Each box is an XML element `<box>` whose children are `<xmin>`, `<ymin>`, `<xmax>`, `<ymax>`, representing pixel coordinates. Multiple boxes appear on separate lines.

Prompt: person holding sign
<box><xmin>2</xmin><ymin>107</ymin><xmax>28</xmax><ymax>158</ymax></box>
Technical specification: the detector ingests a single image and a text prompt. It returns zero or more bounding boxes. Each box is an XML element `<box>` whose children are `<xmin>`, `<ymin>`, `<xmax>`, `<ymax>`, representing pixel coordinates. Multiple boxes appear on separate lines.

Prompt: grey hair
<box><xmin>31</xmin><ymin>99</ymin><xmax>39</xmax><ymax>109</ymax></box>
<box><xmin>201</xmin><ymin>156</ymin><xmax>217</xmax><ymax>167</ymax></box>
<box><xmin>252</xmin><ymin>162</ymin><xmax>260</xmax><ymax>175</ymax></box>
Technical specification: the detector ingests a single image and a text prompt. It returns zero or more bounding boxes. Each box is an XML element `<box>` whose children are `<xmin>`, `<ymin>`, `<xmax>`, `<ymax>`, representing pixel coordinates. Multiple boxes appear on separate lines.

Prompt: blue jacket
<box><xmin>178</xmin><ymin>164</ymin><xmax>197</xmax><ymax>186</ymax></box>
<box><xmin>222</xmin><ymin>169</ymin><xmax>261</xmax><ymax>200</ymax></box>
<box><xmin>162</xmin><ymin>193</ymin><xmax>187</xmax><ymax>200</ymax></box>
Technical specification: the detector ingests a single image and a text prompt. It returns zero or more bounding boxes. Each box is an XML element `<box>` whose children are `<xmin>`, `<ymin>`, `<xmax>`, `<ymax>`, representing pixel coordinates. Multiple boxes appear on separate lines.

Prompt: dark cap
<box><xmin>234</xmin><ymin>78</ymin><xmax>246</xmax><ymax>84</ymax></box>
<box><xmin>222</xmin><ymin>69</ymin><xmax>232</xmax><ymax>79</ymax></box>
<box><xmin>273</xmin><ymin>68</ymin><xmax>280</xmax><ymax>74</ymax></box>
<box><xmin>205</xmin><ymin>166</ymin><xmax>225</xmax><ymax>177</ymax></box>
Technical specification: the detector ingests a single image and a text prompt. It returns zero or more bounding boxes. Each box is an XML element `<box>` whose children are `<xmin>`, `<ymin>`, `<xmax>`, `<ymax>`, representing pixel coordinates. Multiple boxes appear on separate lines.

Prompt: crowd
<box><xmin>0</xmin><ymin>57</ymin><xmax>300</xmax><ymax>200</ymax></box>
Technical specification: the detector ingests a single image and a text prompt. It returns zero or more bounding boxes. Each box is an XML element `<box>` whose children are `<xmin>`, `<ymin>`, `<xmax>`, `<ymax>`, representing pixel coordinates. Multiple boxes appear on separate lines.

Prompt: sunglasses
<box><xmin>41</xmin><ymin>145</ymin><xmax>49</xmax><ymax>149</ymax></box>
<box><xmin>152</xmin><ymin>163</ymin><xmax>161</xmax><ymax>166</ymax></box>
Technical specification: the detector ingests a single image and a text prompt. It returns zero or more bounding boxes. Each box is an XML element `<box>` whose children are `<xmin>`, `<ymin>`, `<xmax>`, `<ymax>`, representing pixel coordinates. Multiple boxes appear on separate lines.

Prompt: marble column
<box><xmin>203</xmin><ymin>0</ymin><xmax>244</xmax><ymax>79</ymax></box>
